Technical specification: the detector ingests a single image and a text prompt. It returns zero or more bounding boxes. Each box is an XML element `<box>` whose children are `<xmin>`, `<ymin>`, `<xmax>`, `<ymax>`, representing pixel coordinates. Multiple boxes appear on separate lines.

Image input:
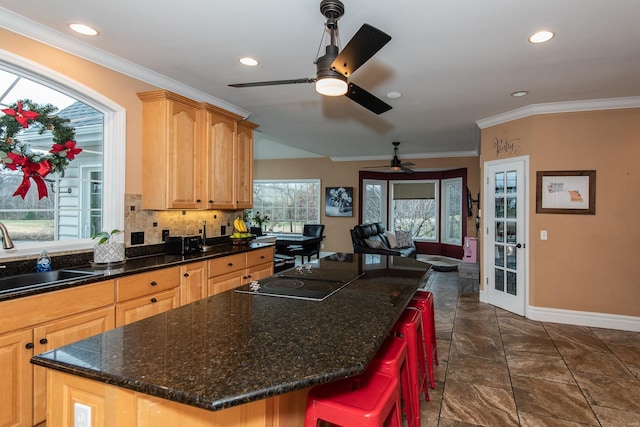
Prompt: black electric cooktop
<box><xmin>234</xmin><ymin>267</ymin><xmax>363</xmax><ymax>301</ymax></box>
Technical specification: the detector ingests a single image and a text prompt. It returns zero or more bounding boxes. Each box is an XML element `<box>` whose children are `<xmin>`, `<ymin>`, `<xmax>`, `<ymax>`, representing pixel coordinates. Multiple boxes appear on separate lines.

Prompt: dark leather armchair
<box><xmin>350</xmin><ymin>222</ymin><xmax>417</xmax><ymax>258</ymax></box>
<box><xmin>288</xmin><ymin>224</ymin><xmax>325</xmax><ymax>263</ymax></box>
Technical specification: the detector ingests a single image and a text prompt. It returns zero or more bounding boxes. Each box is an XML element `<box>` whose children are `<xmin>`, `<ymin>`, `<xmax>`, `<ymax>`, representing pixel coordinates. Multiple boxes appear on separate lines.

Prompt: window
<box><xmin>360</xmin><ymin>170</ymin><xmax>466</xmax><ymax>247</ymax></box>
<box><xmin>251</xmin><ymin>180</ymin><xmax>321</xmax><ymax>233</ymax></box>
<box><xmin>362</xmin><ymin>179</ymin><xmax>387</xmax><ymax>224</ymax></box>
<box><xmin>0</xmin><ymin>54</ymin><xmax>125</xmax><ymax>259</ymax></box>
<box><xmin>441</xmin><ymin>178</ymin><xmax>463</xmax><ymax>245</ymax></box>
<box><xmin>391</xmin><ymin>181</ymin><xmax>438</xmax><ymax>241</ymax></box>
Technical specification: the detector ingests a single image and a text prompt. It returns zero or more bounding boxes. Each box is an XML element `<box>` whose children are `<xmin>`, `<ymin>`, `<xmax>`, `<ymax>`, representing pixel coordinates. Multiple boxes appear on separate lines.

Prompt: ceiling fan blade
<box><xmin>331</xmin><ymin>24</ymin><xmax>392</xmax><ymax>77</ymax></box>
<box><xmin>401</xmin><ymin>166</ymin><xmax>415</xmax><ymax>174</ymax></box>
<box><xmin>362</xmin><ymin>165</ymin><xmax>389</xmax><ymax>169</ymax></box>
<box><xmin>229</xmin><ymin>78</ymin><xmax>316</xmax><ymax>88</ymax></box>
<box><xmin>345</xmin><ymin>83</ymin><xmax>392</xmax><ymax>114</ymax></box>
<box><xmin>401</xmin><ymin>161</ymin><xmax>415</xmax><ymax>167</ymax></box>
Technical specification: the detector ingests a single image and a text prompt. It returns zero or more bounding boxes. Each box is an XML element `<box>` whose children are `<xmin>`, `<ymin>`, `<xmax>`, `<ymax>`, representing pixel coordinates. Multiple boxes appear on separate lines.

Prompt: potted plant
<box><xmin>92</xmin><ymin>229</ymin><xmax>125</xmax><ymax>264</ymax></box>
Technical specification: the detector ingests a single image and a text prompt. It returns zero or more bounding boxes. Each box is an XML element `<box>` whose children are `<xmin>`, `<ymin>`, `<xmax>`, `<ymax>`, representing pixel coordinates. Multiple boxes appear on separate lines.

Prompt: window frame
<box><xmin>441</xmin><ymin>177</ymin><xmax>463</xmax><ymax>246</ymax></box>
<box><xmin>390</xmin><ymin>179</ymin><xmax>439</xmax><ymax>242</ymax></box>
<box><xmin>0</xmin><ymin>50</ymin><xmax>125</xmax><ymax>260</ymax></box>
<box><xmin>252</xmin><ymin>179</ymin><xmax>321</xmax><ymax>233</ymax></box>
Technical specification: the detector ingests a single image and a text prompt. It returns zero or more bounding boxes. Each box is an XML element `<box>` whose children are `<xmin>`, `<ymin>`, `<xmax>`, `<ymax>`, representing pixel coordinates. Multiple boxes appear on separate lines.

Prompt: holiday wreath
<box><xmin>0</xmin><ymin>99</ymin><xmax>81</xmax><ymax>199</ymax></box>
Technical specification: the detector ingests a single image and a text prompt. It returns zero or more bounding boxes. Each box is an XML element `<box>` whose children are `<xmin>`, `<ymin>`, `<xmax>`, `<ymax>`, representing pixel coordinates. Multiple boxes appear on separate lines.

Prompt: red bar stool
<box><xmin>410</xmin><ymin>290</ymin><xmax>438</xmax><ymax>389</ymax></box>
<box><xmin>304</xmin><ymin>370</ymin><xmax>402</xmax><ymax>427</ymax></box>
<box><xmin>370</xmin><ymin>336</ymin><xmax>417</xmax><ymax>427</ymax></box>
<box><xmin>391</xmin><ymin>308</ymin><xmax>429</xmax><ymax>427</ymax></box>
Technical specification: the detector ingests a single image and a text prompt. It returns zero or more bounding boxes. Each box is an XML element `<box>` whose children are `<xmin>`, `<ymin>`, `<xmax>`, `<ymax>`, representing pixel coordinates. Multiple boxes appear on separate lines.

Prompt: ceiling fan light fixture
<box><xmin>315</xmin><ymin>75</ymin><xmax>348</xmax><ymax>96</ymax></box>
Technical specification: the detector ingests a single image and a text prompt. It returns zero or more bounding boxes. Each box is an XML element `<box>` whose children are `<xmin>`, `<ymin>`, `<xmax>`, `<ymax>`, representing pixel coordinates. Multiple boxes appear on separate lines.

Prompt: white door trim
<box><xmin>481</xmin><ymin>155</ymin><xmax>530</xmax><ymax>317</ymax></box>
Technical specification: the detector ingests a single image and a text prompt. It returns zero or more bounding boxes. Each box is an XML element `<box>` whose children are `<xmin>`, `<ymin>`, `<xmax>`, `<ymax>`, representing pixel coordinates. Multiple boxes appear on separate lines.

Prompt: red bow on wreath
<box><xmin>5</xmin><ymin>153</ymin><xmax>52</xmax><ymax>199</ymax></box>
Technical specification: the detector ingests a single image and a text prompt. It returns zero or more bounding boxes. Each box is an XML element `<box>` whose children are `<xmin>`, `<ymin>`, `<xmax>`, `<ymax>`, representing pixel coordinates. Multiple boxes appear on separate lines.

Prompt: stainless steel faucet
<box><xmin>0</xmin><ymin>222</ymin><xmax>15</xmax><ymax>249</ymax></box>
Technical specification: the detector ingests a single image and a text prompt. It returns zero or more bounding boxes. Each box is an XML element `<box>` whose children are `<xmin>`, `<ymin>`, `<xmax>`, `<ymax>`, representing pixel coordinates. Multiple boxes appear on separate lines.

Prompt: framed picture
<box><xmin>536</xmin><ymin>170</ymin><xmax>596</xmax><ymax>214</ymax></box>
<box><xmin>325</xmin><ymin>187</ymin><xmax>353</xmax><ymax>217</ymax></box>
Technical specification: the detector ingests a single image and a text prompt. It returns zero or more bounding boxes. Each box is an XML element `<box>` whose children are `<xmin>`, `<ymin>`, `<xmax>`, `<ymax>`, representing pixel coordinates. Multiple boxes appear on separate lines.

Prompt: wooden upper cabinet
<box><xmin>137</xmin><ymin>90</ymin><xmax>257</xmax><ymax>210</ymax></box>
<box><xmin>200</xmin><ymin>103</ymin><xmax>242</xmax><ymax>209</ymax></box>
<box><xmin>236</xmin><ymin>120</ymin><xmax>258</xmax><ymax>209</ymax></box>
<box><xmin>138</xmin><ymin>90</ymin><xmax>201</xmax><ymax>210</ymax></box>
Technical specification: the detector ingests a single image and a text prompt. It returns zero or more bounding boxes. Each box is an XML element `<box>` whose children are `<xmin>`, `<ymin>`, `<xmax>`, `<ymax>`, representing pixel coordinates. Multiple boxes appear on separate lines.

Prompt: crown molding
<box><xmin>0</xmin><ymin>7</ymin><xmax>251</xmax><ymax>118</ymax></box>
<box><xmin>476</xmin><ymin>96</ymin><xmax>640</xmax><ymax>129</ymax></box>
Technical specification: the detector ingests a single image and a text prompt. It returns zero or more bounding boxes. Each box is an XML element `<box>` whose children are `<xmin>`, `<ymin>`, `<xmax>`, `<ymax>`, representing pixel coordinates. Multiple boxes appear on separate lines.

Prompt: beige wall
<box><xmin>255</xmin><ymin>156</ymin><xmax>481</xmax><ymax>253</ymax></box>
<box><xmin>480</xmin><ymin>108</ymin><xmax>640</xmax><ymax>317</ymax></box>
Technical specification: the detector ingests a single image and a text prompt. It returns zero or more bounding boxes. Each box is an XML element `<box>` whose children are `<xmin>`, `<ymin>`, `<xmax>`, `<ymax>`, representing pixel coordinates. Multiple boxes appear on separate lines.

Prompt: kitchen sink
<box><xmin>0</xmin><ymin>269</ymin><xmax>101</xmax><ymax>294</ymax></box>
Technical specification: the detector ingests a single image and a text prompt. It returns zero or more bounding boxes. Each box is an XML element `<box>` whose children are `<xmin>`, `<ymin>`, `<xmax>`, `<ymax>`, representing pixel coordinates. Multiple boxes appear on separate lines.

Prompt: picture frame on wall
<box><xmin>325</xmin><ymin>187</ymin><xmax>353</xmax><ymax>217</ymax></box>
<box><xmin>536</xmin><ymin>170</ymin><xmax>596</xmax><ymax>214</ymax></box>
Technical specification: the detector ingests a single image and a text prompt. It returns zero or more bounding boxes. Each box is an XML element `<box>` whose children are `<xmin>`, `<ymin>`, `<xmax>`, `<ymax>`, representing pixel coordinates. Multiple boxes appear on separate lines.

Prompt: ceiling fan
<box><xmin>364</xmin><ymin>142</ymin><xmax>416</xmax><ymax>174</ymax></box>
<box><xmin>228</xmin><ymin>0</ymin><xmax>392</xmax><ymax>114</ymax></box>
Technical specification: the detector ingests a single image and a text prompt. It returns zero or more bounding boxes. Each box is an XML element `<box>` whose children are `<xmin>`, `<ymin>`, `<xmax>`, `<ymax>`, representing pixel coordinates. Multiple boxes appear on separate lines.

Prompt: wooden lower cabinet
<box><xmin>0</xmin><ymin>280</ymin><xmax>116</xmax><ymax>427</ymax></box>
<box><xmin>115</xmin><ymin>267</ymin><xmax>181</xmax><ymax>326</ymax></box>
<box><xmin>47</xmin><ymin>371</ymin><xmax>309</xmax><ymax>427</ymax></box>
<box><xmin>180</xmin><ymin>261</ymin><xmax>207</xmax><ymax>305</ymax></box>
<box><xmin>207</xmin><ymin>248</ymin><xmax>274</xmax><ymax>297</ymax></box>
<box><xmin>0</xmin><ymin>329</ymin><xmax>33</xmax><ymax>427</ymax></box>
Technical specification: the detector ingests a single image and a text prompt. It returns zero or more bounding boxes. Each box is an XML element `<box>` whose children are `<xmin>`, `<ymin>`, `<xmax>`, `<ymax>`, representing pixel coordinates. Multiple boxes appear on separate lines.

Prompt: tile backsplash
<box><xmin>125</xmin><ymin>193</ymin><xmax>241</xmax><ymax>245</ymax></box>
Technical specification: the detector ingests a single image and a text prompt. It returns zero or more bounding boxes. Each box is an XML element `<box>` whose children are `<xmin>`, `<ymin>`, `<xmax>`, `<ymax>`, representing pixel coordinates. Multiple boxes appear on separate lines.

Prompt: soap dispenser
<box><xmin>36</xmin><ymin>250</ymin><xmax>52</xmax><ymax>272</ymax></box>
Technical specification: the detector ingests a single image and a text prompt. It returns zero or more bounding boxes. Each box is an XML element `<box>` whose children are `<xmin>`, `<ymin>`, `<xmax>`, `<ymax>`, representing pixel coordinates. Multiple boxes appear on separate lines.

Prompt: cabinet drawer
<box><xmin>116</xmin><ymin>267</ymin><xmax>180</xmax><ymax>302</ymax></box>
<box><xmin>116</xmin><ymin>288</ymin><xmax>180</xmax><ymax>326</ymax></box>
<box><xmin>207</xmin><ymin>253</ymin><xmax>246</xmax><ymax>277</ymax></box>
<box><xmin>0</xmin><ymin>280</ymin><xmax>115</xmax><ymax>333</ymax></box>
<box><xmin>207</xmin><ymin>271</ymin><xmax>244</xmax><ymax>296</ymax></box>
<box><xmin>246</xmin><ymin>247</ymin><xmax>274</xmax><ymax>266</ymax></box>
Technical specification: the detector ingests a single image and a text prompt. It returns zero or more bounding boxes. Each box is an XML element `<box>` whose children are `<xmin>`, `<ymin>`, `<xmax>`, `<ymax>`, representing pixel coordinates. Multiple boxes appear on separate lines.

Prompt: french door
<box><xmin>484</xmin><ymin>156</ymin><xmax>529</xmax><ymax>316</ymax></box>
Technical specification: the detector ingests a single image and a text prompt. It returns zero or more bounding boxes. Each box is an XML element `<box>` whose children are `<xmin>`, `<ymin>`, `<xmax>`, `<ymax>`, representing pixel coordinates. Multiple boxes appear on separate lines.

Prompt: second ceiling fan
<box><xmin>364</xmin><ymin>142</ymin><xmax>416</xmax><ymax>174</ymax></box>
<box><xmin>229</xmin><ymin>0</ymin><xmax>392</xmax><ymax>114</ymax></box>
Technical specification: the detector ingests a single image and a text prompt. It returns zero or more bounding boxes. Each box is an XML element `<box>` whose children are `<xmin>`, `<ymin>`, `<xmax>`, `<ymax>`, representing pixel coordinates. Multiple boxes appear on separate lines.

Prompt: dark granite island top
<box><xmin>32</xmin><ymin>254</ymin><xmax>430</xmax><ymax>415</ymax></box>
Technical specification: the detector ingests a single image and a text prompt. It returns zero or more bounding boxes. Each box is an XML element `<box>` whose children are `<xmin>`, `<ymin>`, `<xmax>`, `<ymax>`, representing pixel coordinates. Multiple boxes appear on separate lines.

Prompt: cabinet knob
<box><xmin>208</xmin><ymin>200</ymin><xmax>214</xmax><ymax>203</ymax></box>
<box><xmin>183</xmin><ymin>273</ymin><xmax>189</xmax><ymax>278</ymax></box>
<box><xmin>39</xmin><ymin>338</ymin><xmax>48</xmax><ymax>345</ymax></box>
<box><xmin>25</xmin><ymin>342</ymin><xmax>34</xmax><ymax>350</ymax></box>
<box><xmin>150</xmin><ymin>298</ymin><xmax>158</xmax><ymax>303</ymax></box>
<box><xmin>196</xmin><ymin>199</ymin><xmax>202</xmax><ymax>203</ymax></box>
<box><xmin>150</xmin><ymin>281</ymin><xmax>157</xmax><ymax>286</ymax></box>
<box><xmin>246</xmin><ymin>274</ymin><xmax>252</xmax><ymax>279</ymax></box>
<box><xmin>260</xmin><ymin>256</ymin><xmax>265</xmax><ymax>259</ymax></box>
<box><xmin>228</xmin><ymin>263</ymin><xmax>233</xmax><ymax>267</ymax></box>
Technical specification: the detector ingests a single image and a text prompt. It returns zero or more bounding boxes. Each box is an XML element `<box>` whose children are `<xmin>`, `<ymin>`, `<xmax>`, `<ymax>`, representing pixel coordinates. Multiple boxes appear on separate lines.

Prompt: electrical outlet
<box><xmin>74</xmin><ymin>402</ymin><xmax>92</xmax><ymax>427</ymax></box>
<box><xmin>131</xmin><ymin>231</ymin><xmax>144</xmax><ymax>245</ymax></box>
<box><xmin>162</xmin><ymin>230</ymin><xmax>170</xmax><ymax>242</ymax></box>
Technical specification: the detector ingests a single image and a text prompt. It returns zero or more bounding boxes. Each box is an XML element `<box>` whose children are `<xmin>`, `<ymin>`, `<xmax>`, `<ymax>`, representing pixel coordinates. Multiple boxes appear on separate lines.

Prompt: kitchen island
<box><xmin>32</xmin><ymin>254</ymin><xmax>430</xmax><ymax>426</ymax></box>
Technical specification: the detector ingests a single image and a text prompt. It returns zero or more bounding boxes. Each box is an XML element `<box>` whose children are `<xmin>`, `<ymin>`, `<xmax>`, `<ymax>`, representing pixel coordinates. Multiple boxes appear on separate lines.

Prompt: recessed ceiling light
<box><xmin>386</xmin><ymin>91</ymin><xmax>402</xmax><ymax>99</ymax></box>
<box><xmin>529</xmin><ymin>30</ymin><xmax>555</xmax><ymax>44</ymax></box>
<box><xmin>238</xmin><ymin>57</ymin><xmax>260</xmax><ymax>66</ymax></box>
<box><xmin>68</xmin><ymin>23</ymin><xmax>99</xmax><ymax>36</ymax></box>
<box><xmin>511</xmin><ymin>90</ymin><xmax>529</xmax><ymax>97</ymax></box>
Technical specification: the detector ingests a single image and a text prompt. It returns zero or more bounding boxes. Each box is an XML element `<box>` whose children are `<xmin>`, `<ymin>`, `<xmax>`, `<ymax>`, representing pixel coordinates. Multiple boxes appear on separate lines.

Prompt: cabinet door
<box><xmin>32</xmin><ymin>306</ymin><xmax>116</xmax><ymax>424</ymax></box>
<box><xmin>116</xmin><ymin>289</ymin><xmax>180</xmax><ymax>326</ymax></box>
<box><xmin>235</xmin><ymin>120</ymin><xmax>257</xmax><ymax>209</ymax></box>
<box><xmin>167</xmin><ymin>100</ymin><xmax>201</xmax><ymax>209</ymax></box>
<box><xmin>207</xmin><ymin>271</ymin><xmax>244</xmax><ymax>297</ymax></box>
<box><xmin>0</xmin><ymin>329</ymin><xmax>33</xmax><ymax>427</ymax></box>
<box><xmin>202</xmin><ymin>106</ymin><xmax>238</xmax><ymax>209</ymax></box>
<box><xmin>180</xmin><ymin>261</ymin><xmax>207</xmax><ymax>305</ymax></box>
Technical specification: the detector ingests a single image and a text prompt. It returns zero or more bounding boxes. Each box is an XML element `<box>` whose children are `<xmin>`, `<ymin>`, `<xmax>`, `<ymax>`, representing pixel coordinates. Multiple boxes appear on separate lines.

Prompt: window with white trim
<box><xmin>0</xmin><ymin>55</ymin><xmax>124</xmax><ymax>259</ymax></box>
<box><xmin>250</xmin><ymin>180</ymin><xmax>321</xmax><ymax>233</ymax></box>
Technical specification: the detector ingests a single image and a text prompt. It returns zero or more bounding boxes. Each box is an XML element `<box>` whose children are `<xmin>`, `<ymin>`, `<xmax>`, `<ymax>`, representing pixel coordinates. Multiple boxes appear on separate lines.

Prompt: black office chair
<box><xmin>288</xmin><ymin>224</ymin><xmax>325</xmax><ymax>263</ymax></box>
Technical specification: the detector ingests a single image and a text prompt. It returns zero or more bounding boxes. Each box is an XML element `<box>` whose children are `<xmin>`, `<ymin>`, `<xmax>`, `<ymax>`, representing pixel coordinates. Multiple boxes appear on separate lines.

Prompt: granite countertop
<box><xmin>0</xmin><ymin>242</ymin><xmax>274</xmax><ymax>302</ymax></box>
<box><xmin>31</xmin><ymin>254</ymin><xmax>430</xmax><ymax>412</ymax></box>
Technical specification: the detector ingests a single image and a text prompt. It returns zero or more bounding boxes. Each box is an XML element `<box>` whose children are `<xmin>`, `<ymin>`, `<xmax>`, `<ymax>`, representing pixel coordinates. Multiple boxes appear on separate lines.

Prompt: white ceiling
<box><xmin>1</xmin><ymin>0</ymin><xmax>640</xmax><ymax>162</ymax></box>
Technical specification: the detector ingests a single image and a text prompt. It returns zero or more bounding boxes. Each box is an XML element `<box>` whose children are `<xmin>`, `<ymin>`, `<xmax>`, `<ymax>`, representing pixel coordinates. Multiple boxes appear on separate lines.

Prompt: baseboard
<box><xmin>527</xmin><ymin>306</ymin><xmax>640</xmax><ymax>332</ymax></box>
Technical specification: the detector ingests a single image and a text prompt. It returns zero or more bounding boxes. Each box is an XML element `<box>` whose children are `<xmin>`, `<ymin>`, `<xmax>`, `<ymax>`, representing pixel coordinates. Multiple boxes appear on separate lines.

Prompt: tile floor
<box><xmin>419</xmin><ymin>271</ymin><xmax>640</xmax><ymax>427</ymax></box>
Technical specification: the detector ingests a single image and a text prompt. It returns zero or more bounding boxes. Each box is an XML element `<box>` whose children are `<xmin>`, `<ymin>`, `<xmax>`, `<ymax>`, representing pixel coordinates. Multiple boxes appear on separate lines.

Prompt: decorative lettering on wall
<box><xmin>492</xmin><ymin>137</ymin><xmax>521</xmax><ymax>157</ymax></box>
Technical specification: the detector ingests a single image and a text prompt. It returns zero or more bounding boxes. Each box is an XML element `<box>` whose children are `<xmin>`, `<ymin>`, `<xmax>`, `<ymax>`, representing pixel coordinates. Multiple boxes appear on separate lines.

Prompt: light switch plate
<box><xmin>540</xmin><ymin>230</ymin><xmax>548</xmax><ymax>240</ymax></box>
<box><xmin>74</xmin><ymin>402</ymin><xmax>92</xmax><ymax>427</ymax></box>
